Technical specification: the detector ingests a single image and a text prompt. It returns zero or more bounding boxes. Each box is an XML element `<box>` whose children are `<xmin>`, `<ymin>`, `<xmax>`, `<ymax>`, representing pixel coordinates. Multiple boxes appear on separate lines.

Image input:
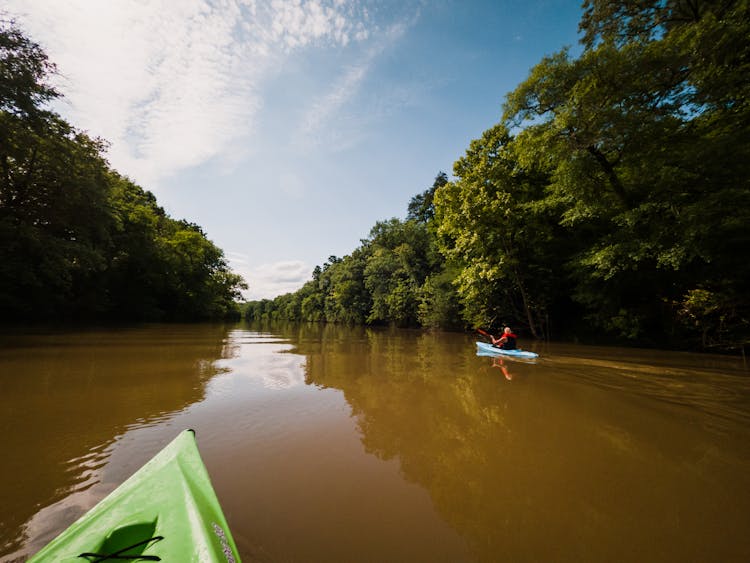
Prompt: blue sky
<box><xmin>6</xmin><ymin>0</ymin><xmax>582</xmax><ymax>299</ymax></box>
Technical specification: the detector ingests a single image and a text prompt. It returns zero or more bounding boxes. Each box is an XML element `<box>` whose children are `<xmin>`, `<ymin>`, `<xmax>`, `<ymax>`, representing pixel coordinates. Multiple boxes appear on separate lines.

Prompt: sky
<box><xmin>5</xmin><ymin>0</ymin><xmax>583</xmax><ymax>300</ymax></box>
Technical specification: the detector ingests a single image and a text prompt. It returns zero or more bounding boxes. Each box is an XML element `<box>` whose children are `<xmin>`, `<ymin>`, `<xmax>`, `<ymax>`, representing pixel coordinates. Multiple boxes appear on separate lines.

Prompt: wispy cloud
<box><xmin>295</xmin><ymin>19</ymin><xmax>412</xmax><ymax>152</ymax></box>
<box><xmin>5</xmin><ymin>0</ymin><xmax>375</xmax><ymax>187</ymax></box>
<box><xmin>299</xmin><ymin>62</ymin><xmax>368</xmax><ymax>141</ymax></box>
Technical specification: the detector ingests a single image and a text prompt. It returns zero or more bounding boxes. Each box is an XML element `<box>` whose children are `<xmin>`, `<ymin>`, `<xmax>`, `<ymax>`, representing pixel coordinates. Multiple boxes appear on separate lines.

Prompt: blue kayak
<box><xmin>476</xmin><ymin>341</ymin><xmax>539</xmax><ymax>359</ymax></box>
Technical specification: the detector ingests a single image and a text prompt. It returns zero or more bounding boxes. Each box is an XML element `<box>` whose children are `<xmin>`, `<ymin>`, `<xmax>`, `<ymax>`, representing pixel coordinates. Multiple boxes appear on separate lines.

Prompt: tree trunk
<box><xmin>587</xmin><ymin>145</ymin><xmax>630</xmax><ymax>207</ymax></box>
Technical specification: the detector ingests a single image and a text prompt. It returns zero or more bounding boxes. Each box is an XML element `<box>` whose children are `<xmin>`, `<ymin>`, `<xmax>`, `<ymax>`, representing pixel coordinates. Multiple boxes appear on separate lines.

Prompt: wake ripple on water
<box><xmin>544</xmin><ymin>351</ymin><xmax>750</xmax><ymax>433</ymax></box>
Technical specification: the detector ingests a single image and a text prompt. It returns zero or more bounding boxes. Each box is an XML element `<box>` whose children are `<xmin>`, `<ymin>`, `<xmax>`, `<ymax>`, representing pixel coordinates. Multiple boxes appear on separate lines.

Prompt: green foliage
<box><xmin>418</xmin><ymin>267</ymin><xmax>463</xmax><ymax>329</ymax></box>
<box><xmin>0</xmin><ymin>109</ymin><xmax>113</xmax><ymax>317</ymax></box>
<box><xmin>407</xmin><ymin>171</ymin><xmax>448</xmax><ymax>223</ymax></box>
<box><xmin>246</xmin><ymin>215</ymin><xmax>464</xmax><ymax>329</ymax></box>
<box><xmin>364</xmin><ymin>219</ymin><xmax>428</xmax><ymax>326</ymax></box>
<box><xmin>0</xmin><ymin>20</ymin><xmax>246</xmax><ymax>321</ymax></box>
<box><xmin>248</xmin><ymin>0</ymin><xmax>748</xmax><ymax>350</ymax></box>
<box><xmin>501</xmin><ymin>0</ymin><xmax>750</xmax><ymax>348</ymax></box>
<box><xmin>325</xmin><ymin>249</ymin><xmax>371</xmax><ymax>324</ymax></box>
<box><xmin>434</xmin><ymin>124</ymin><xmax>562</xmax><ymax>337</ymax></box>
<box><xmin>0</xmin><ymin>15</ymin><xmax>58</xmax><ymax>119</ymax></box>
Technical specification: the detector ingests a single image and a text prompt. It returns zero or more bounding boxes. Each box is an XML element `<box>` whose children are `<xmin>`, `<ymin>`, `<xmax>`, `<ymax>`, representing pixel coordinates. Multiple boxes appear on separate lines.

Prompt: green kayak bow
<box><xmin>29</xmin><ymin>430</ymin><xmax>240</xmax><ymax>562</ymax></box>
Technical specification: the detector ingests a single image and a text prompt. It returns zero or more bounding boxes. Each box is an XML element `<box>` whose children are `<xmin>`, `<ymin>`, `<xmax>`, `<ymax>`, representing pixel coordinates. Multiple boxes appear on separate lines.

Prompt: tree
<box><xmin>0</xmin><ymin>16</ymin><xmax>58</xmax><ymax>119</ymax></box>
<box><xmin>324</xmin><ymin>249</ymin><xmax>371</xmax><ymax>324</ymax></box>
<box><xmin>244</xmin><ymin>176</ymin><xmax>462</xmax><ymax>329</ymax></box>
<box><xmin>499</xmin><ymin>0</ymin><xmax>750</xmax><ymax>345</ymax></box>
<box><xmin>1</xmin><ymin>20</ymin><xmax>247</xmax><ymax>321</ymax></box>
<box><xmin>363</xmin><ymin>218</ymin><xmax>437</xmax><ymax>326</ymax></box>
<box><xmin>407</xmin><ymin>171</ymin><xmax>448</xmax><ymax>224</ymax></box>
<box><xmin>434</xmin><ymin>125</ymin><xmax>560</xmax><ymax>337</ymax></box>
<box><xmin>0</xmin><ymin>112</ymin><xmax>114</xmax><ymax>318</ymax></box>
<box><xmin>418</xmin><ymin>266</ymin><xmax>463</xmax><ymax>329</ymax></box>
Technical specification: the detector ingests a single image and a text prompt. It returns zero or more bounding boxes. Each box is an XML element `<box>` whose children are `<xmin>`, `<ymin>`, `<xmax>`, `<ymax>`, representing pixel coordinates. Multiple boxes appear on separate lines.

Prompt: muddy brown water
<box><xmin>1</xmin><ymin>323</ymin><xmax>749</xmax><ymax>562</ymax></box>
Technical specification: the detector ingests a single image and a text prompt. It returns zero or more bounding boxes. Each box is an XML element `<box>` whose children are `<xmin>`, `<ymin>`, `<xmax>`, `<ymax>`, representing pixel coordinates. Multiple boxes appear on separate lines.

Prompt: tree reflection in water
<box><xmin>274</xmin><ymin>323</ymin><xmax>750</xmax><ymax>562</ymax></box>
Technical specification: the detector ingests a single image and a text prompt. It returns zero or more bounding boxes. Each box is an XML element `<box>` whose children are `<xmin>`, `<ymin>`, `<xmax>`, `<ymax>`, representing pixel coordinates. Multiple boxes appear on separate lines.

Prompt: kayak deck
<box><xmin>476</xmin><ymin>341</ymin><xmax>539</xmax><ymax>359</ymax></box>
<box><xmin>29</xmin><ymin>430</ymin><xmax>240</xmax><ymax>562</ymax></box>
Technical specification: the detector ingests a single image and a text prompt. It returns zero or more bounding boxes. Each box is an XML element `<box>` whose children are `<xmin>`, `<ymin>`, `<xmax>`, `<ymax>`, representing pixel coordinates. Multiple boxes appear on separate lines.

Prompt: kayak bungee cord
<box><xmin>78</xmin><ymin>535</ymin><xmax>164</xmax><ymax>562</ymax></box>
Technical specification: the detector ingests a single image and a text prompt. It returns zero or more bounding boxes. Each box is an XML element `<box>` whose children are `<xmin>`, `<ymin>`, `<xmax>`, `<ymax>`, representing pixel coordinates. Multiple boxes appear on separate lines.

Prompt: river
<box><xmin>1</xmin><ymin>323</ymin><xmax>749</xmax><ymax>562</ymax></box>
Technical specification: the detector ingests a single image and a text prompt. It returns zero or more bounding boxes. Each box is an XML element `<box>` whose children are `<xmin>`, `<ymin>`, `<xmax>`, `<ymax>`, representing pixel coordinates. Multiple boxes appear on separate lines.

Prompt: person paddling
<box><xmin>491</xmin><ymin>327</ymin><xmax>518</xmax><ymax>350</ymax></box>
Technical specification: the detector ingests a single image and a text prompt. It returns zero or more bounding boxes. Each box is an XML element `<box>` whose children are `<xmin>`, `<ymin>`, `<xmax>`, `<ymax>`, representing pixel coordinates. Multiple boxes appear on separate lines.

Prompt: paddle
<box><xmin>476</xmin><ymin>328</ymin><xmax>494</xmax><ymax>341</ymax></box>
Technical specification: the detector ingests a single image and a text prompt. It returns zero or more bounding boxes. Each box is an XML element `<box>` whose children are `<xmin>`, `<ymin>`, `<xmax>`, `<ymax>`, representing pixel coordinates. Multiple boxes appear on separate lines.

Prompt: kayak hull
<box><xmin>29</xmin><ymin>430</ymin><xmax>240</xmax><ymax>562</ymax></box>
<box><xmin>476</xmin><ymin>341</ymin><xmax>539</xmax><ymax>359</ymax></box>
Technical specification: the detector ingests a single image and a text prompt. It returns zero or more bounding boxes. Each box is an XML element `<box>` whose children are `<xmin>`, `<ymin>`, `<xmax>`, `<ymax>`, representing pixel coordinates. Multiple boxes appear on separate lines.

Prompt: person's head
<box><xmin>504</xmin><ymin>327</ymin><xmax>512</xmax><ymax>334</ymax></box>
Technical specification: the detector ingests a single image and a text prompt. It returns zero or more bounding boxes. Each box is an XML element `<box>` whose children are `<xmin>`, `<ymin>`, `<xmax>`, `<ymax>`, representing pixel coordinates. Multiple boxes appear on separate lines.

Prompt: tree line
<box><xmin>0</xmin><ymin>17</ymin><xmax>247</xmax><ymax>321</ymax></box>
<box><xmin>247</xmin><ymin>0</ymin><xmax>749</xmax><ymax>351</ymax></box>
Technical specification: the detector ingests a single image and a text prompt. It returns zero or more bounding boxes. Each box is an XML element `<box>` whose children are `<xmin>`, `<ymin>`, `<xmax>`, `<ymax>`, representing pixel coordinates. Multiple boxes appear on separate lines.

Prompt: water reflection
<box><xmin>0</xmin><ymin>324</ymin><xmax>234</xmax><ymax>558</ymax></box>
<box><xmin>3</xmin><ymin>323</ymin><xmax>749</xmax><ymax>562</ymax></box>
<box><xmin>280</xmin><ymin>325</ymin><xmax>750</xmax><ymax>562</ymax></box>
<box><xmin>490</xmin><ymin>356</ymin><xmax>513</xmax><ymax>380</ymax></box>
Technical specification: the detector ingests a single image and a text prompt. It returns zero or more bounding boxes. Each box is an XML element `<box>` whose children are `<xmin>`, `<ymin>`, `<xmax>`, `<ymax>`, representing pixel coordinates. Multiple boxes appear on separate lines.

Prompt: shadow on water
<box><xmin>0</xmin><ymin>324</ymin><xmax>235</xmax><ymax>559</ymax></box>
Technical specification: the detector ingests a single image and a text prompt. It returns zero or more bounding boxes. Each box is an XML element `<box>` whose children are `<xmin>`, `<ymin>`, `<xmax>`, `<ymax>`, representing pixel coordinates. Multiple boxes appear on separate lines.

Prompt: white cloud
<box><xmin>268</xmin><ymin>0</ymin><xmax>367</xmax><ymax>48</ymax></box>
<box><xmin>278</xmin><ymin>172</ymin><xmax>306</xmax><ymax>198</ymax></box>
<box><xmin>228</xmin><ymin>257</ymin><xmax>311</xmax><ymax>300</ymax></box>
<box><xmin>5</xmin><ymin>0</ymin><xmax>374</xmax><ymax>187</ymax></box>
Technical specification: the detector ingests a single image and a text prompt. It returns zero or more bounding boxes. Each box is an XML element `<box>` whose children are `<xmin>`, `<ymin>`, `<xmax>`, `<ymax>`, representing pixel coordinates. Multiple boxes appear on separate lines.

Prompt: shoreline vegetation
<box><xmin>0</xmin><ymin>15</ymin><xmax>247</xmax><ymax>322</ymax></box>
<box><xmin>2</xmin><ymin>1</ymin><xmax>749</xmax><ymax>352</ymax></box>
<box><xmin>245</xmin><ymin>1</ymin><xmax>750</xmax><ymax>353</ymax></box>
